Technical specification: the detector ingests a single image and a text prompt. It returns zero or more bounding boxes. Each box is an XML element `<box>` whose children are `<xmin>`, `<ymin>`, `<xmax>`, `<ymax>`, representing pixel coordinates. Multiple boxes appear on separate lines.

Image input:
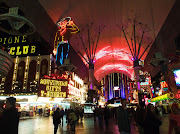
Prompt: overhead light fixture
<box><xmin>0</xmin><ymin>7</ymin><xmax>35</xmax><ymax>35</ymax></box>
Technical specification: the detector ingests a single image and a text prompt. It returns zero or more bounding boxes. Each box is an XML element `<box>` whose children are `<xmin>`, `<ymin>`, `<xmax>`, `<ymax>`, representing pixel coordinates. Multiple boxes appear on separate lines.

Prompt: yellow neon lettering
<box><xmin>51</xmin><ymin>86</ymin><xmax>54</xmax><ymax>91</ymax></box>
<box><xmin>16</xmin><ymin>46</ymin><xmax>22</xmax><ymax>55</ymax></box>
<box><xmin>42</xmin><ymin>91</ymin><xmax>67</xmax><ymax>98</ymax></box>
<box><xmin>0</xmin><ymin>38</ymin><xmax>2</xmax><ymax>43</ymax></box>
<box><xmin>46</xmin><ymin>91</ymin><xmax>50</xmax><ymax>97</ymax></box>
<box><xmin>62</xmin><ymin>92</ymin><xmax>66</xmax><ymax>97</ymax></box>
<box><xmin>14</xmin><ymin>36</ymin><xmax>20</xmax><ymax>43</ymax></box>
<box><xmin>55</xmin><ymin>81</ymin><xmax>59</xmax><ymax>86</ymax></box>
<box><xmin>55</xmin><ymin>87</ymin><xmax>58</xmax><ymax>91</ymax></box>
<box><xmin>64</xmin><ymin>81</ymin><xmax>68</xmax><ymax>86</ymax></box>
<box><xmin>41</xmin><ymin>90</ymin><xmax>44</xmax><ymax>97</ymax></box>
<box><xmin>31</xmin><ymin>46</ymin><xmax>36</xmax><ymax>53</ymax></box>
<box><xmin>43</xmin><ymin>79</ymin><xmax>46</xmax><ymax>85</ymax></box>
<box><xmin>8</xmin><ymin>37</ymin><xmax>12</xmax><ymax>44</ymax></box>
<box><xmin>59</xmin><ymin>86</ymin><xmax>62</xmax><ymax>91</ymax></box>
<box><xmin>40</xmin><ymin>79</ymin><xmax>44</xmax><ymax>84</ymax></box>
<box><xmin>46</xmin><ymin>79</ymin><xmax>50</xmax><ymax>85</ymax></box>
<box><xmin>10</xmin><ymin>47</ymin><xmax>15</xmax><ymax>55</ymax></box>
<box><xmin>23</xmin><ymin>46</ymin><xmax>29</xmax><ymax>54</ymax></box>
<box><xmin>22</xmin><ymin>36</ymin><xmax>27</xmax><ymax>42</ymax></box>
<box><xmin>46</xmin><ymin>86</ymin><xmax>49</xmax><ymax>91</ymax></box>
<box><xmin>3</xmin><ymin>38</ymin><xmax>6</xmax><ymax>44</ymax></box>
<box><xmin>49</xmin><ymin>80</ymin><xmax>51</xmax><ymax>85</ymax></box>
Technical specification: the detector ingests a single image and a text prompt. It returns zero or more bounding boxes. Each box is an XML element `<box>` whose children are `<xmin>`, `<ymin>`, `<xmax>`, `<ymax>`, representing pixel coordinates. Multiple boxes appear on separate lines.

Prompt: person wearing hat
<box><xmin>53</xmin><ymin>17</ymin><xmax>79</xmax><ymax>66</ymax></box>
<box><xmin>3</xmin><ymin>97</ymin><xmax>20</xmax><ymax>134</ymax></box>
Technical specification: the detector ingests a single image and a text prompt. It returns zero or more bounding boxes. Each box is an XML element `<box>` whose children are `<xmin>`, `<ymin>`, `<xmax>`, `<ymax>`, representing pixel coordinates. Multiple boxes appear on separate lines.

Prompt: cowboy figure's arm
<box><xmin>67</xmin><ymin>21</ymin><xmax>79</xmax><ymax>34</ymax></box>
<box><xmin>53</xmin><ymin>31</ymin><xmax>61</xmax><ymax>55</ymax></box>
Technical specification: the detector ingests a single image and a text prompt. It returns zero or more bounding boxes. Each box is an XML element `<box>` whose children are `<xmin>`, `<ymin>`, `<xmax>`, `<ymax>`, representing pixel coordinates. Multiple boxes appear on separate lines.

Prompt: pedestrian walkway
<box><xmin>18</xmin><ymin>114</ymin><xmax>170</xmax><ymax>134</ymax></box>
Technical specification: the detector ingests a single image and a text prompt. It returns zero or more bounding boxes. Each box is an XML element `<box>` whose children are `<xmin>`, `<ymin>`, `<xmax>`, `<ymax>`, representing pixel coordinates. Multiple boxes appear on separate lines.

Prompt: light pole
<box><xmin>117</xmin><ymin>18</ymin><xmax>153</xmax><ymax>105</ymax></box>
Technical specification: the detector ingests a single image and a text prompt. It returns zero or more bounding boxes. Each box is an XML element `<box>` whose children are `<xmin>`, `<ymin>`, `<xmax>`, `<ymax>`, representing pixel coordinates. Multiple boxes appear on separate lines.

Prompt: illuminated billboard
<box><xmin>39</xmin><ymin>78</ymin><xmax>68</xmax><ymax>98</ymax></box>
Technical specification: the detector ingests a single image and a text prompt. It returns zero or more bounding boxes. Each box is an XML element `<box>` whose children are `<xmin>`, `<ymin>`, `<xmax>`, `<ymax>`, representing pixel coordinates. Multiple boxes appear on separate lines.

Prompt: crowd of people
<box><xmin>134</xmin><ymin>101</ymin><xmax>180</xmax><ymax>134</ymax></box>
<box><xmin>0</xmin><ymin>96</ymin><xmax>179</xmax><ymax>134</ymax></box>
<box><xmin>93</xmin><ymin>99</ymin><xmax>180</xmax><ymax>134</ymax></box>
<box><xmin>52</xmin><ymin>106</ymin><xmax>84</xmax><ymax>134</ymax></box>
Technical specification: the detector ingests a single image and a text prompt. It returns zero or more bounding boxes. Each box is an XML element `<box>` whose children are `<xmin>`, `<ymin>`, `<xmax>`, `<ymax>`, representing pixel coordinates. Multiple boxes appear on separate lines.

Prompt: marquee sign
<box><xmin>39</xmin><ymin>78</ymin><xmax>68</xmax><ymax>98</ymax></box>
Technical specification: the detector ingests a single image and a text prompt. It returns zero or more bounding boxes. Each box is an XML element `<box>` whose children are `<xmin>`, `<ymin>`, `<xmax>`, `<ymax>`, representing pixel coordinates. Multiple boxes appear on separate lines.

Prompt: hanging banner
<box><xmin>39</xmin><ymin>78</ymin><xmax>68</xmax><ymax>98</ymax></box>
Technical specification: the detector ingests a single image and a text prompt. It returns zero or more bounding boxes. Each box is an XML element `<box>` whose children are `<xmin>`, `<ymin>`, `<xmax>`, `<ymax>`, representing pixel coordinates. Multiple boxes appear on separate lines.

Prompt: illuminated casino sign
<box><xmin>39</xmin><ymin>79</ymin><xmax>68</xmax><ymax>98</ymax></box>
<box><xmin>9</xmin><ymin>45</ymin><xmax>36</xmax><ymax>56</ymax></box>
<box><xmin>0</xmin><ymin>35</ymin><xmax>48</xmax><ymax>57</ymax></box>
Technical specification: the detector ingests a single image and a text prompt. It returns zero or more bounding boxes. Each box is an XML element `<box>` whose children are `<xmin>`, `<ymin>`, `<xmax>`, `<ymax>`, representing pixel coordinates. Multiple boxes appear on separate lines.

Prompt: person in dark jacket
<box><xmin>135</xmin><ymin>105</ymin><xmax>145</xmax><ymax>134</ymax></box>
<box><xmin>104</xmin><ymin>106</ymin><xmax>110</xmax><ymax>129</ymax></box>
<box><xmin>53</xmin><ymin>108</ymin><xmax>61</xmax><ymax>134</ymax></box>
<box><xmin>79</xmin><ymin>107</ymin><xmax>84</xmax><ymax>123</ymax></box>
<box><xmin>3</xmin><ymin>97</ymin><xmax>20</xmax><ymax>134</ymax></box>
<box><xmin>93</xmin><ymin>106</ymin><xmax>98</xmax><ymax>121</ymax></box>
<box><xmin>144</xmin><ymin>104</ymin><xmax>162</xmax><ymax>134</ymax></box>
<box><xmin>116</xmin><ymin>99</ymin><xmax>131</xmax><ymax>134</ymax></box>
<box><xmin>60</xmin><ymin>108</ymin><xmax>65</xmax><ymax>124</ymax></box>
<box><xmin>96</xmin><ymin>106</ymin><xmax>104</xmax><ymax>128</ymax></box>
<box><xmin>75</xmin><ymin>107</ymin><xmax>80</xmax><ymax>123</ymax></box>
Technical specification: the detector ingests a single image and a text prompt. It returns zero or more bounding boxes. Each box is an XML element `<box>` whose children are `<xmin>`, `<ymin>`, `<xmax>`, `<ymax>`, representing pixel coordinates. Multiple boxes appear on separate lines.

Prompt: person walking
<box><xmin>3</xmin><ymin>97</ymin><xmax>20</xmax><ymax>134</ymax></box>
<box><xmin>75</xmin><ymin>107</ymin><xmax>80</xmax><ymax>123</ymax></box>
<box><xmin>104</xmin><ymin>106</ymin><xmax>110</xmax><ymax>129</ymax></box>
<box><xmin>60</xmin><ymin>108</ymin><xmax>65</xmax><ymax>124</ymax></box>
<box><xmin>53</xmin><ymin>108</ymin><xmax>61</xmax><ymax>134</ymax></box>
<box><xmin>79</xmin><ymin>107</ymin><xmax>84</xmax><ymax>123</ymax></box>
<box><xmin>144</xmin><ymin>104</ymin><xmax>162</xmax><ymax>134</ymax></box>
<box><xmin>135</xmin><ymin>105</ymin><xmax>145</xmax><ymax>134</ymax></box>
<box><xmin>68</xmin><ymin>109</ymin><xmax>77</xmax><ymax>132</ymax></box>
<box><xmin>66</xmin><ymin>109</ymin><xmax>71</xmax><ymax>129</ymax></box>
<box><xmin>97</xmin><ymin>106</ymin><xmax>104</xmax><ymax>128</ymax></box>
<box><xmin>93</xmin><ymin>106</ymin><xmax>98</xmax><ymax>121</ymax></box>
<box><xmin>116</xmin><ymin>99</ymin><xmax>131</xmax><ymax>134</ymax></box>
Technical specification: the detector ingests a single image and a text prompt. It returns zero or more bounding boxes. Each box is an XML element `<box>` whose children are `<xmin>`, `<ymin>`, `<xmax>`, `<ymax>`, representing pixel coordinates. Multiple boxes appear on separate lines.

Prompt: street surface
<box><xmin>18</xmin><ymin>114</ymin><xmax>171</xmax><ymax>134</ymax></box>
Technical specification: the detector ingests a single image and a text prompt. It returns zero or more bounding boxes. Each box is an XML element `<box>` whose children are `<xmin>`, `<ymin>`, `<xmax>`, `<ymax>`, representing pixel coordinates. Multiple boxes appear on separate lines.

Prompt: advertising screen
<box><xmin>173</xmin><ymin>69</ymin><xmax>180</xmax><ymax>88</ymax></box>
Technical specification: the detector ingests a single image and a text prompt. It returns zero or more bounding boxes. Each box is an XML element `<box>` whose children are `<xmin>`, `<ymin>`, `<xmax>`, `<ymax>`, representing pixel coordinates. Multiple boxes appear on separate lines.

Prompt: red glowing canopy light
<box><xmin>79</xmin><ymin>37</ymin><xmax>149</xmax><ymax>81</ymax></box>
